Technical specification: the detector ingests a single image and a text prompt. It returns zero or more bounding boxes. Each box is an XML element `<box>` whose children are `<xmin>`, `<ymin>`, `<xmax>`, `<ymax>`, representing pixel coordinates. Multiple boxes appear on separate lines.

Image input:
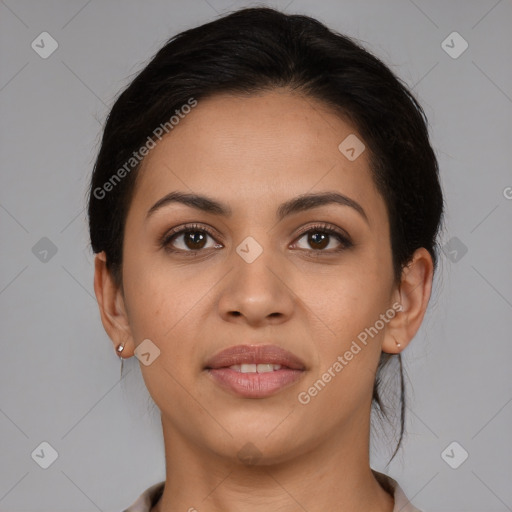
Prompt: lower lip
<box><xmin>205</xmin><ymin>368</ymin><xmax>305</xmax><ymax>398</ymax></box>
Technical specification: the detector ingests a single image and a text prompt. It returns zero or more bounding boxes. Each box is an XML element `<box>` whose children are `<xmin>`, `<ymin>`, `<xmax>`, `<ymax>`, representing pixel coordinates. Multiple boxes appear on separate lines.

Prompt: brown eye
<box><xmin>307</xmin><ymin>232</ymin><xmax>330</xmax><ymax>250</ymax></box>
<box><xmin>161</xmin><ymin>224</ymin><xmax>222</xmax><ymax>254</ymax></box>
<box><xmin>293</xmin><ymin>224</ymin><xmax>353</xmax><ymax>252</ymax></box>
<box><xmin>182</xmin><ymin>230</ymin><xmax>208</xmax><ymax>250</ymax></box>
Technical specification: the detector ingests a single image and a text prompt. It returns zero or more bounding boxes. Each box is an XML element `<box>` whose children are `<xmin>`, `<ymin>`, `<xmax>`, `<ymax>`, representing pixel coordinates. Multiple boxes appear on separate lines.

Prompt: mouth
<box><xmin>204</xmin><ymin>344</ymin><xmax>306</xmax><ymax>371</ymax></box>
<box><xmin>226</xmin><ymin>363</ymin><xmax>285</xmax><ymax>373</ymax></box>
<box><xmin>204</xmin><ymin>344</ymin><xmax>306</xmax><ymax>398</ymax></box>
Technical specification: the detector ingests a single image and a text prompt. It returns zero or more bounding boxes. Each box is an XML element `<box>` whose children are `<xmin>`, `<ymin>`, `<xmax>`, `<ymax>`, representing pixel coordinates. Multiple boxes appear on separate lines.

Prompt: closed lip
<box><xmin>204</xmin><ymin>344</ymin><xmax>306</xmax><ymax>371</ymax></box>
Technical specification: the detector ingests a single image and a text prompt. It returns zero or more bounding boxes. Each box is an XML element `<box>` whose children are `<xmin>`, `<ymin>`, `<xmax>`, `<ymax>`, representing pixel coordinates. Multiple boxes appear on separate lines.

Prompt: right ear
<box><xmin>93</xmin><ymin>251</ymin><xmax>135</xmax><ymax>358</ymax></box>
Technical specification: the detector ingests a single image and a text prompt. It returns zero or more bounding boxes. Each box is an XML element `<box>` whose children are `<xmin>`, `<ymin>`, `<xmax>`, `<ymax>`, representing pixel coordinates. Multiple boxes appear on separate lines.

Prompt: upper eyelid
<box><xmin>163</xmin><ymin>223</ymin><xmax>219</xmax><ymax>240</ymax></box>
<box><xmin>294</xmin><ymin>222</ymin><xmax>350</xmax><ymax>239</ymax></box>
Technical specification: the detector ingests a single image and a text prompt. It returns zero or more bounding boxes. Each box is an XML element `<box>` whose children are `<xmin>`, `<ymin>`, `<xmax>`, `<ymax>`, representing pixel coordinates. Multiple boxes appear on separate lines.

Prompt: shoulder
<box><xmin>121</xmin><ymin>481</ymin><xmax>165</xmax><ymax>512</ymax></box>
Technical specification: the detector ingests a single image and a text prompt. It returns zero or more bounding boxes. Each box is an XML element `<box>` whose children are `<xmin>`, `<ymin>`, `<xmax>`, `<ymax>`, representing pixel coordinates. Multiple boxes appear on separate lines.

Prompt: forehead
<box><xmin>129</xmin><ymin>89</ymin><xmax>386</xmax><ymax>222</ymax></box>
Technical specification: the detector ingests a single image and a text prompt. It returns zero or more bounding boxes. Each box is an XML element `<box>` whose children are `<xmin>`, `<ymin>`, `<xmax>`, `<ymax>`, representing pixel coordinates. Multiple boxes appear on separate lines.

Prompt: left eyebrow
<box><xmin>276</xmin><ymin>191</ymin><xmax>368</xmax><ymax>224</ymax></box>
<box><xmin>146</xmin><ymin>190</ymin><xmax>368</xmax><ymax>224</ymax></box>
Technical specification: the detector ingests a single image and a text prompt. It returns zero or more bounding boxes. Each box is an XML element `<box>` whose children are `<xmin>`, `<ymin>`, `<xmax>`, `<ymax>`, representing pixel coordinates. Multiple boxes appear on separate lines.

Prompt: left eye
<box><xmin>293</xmin><ymin>226</ymin><xmax>352</xmax><ymax>252</ymax></box>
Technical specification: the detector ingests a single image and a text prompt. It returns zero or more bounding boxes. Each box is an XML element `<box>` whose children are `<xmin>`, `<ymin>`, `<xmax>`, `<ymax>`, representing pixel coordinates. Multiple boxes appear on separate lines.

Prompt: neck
<box><xmin>151</xmin><ymin>415</ymin><xmax>394</xmax><ymax>512</ymax></box>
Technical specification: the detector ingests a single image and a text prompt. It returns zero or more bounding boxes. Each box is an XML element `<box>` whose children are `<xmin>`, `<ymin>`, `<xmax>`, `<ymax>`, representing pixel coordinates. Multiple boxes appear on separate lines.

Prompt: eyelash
<box><xmin>160</xmin><ymin>222</ymin><xmax>353</xmax><ymax>256</ymax></box>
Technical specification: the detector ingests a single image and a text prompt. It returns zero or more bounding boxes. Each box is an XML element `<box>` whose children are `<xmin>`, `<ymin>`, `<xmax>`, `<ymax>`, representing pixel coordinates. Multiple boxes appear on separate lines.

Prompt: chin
<box><xmin>211</xmin><ymin>426</ymin><xmax>308</xmax><ymax>467</ymax></box>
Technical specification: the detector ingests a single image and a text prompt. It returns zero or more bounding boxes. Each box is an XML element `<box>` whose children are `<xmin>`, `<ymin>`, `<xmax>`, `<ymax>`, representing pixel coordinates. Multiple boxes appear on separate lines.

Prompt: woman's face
<box><xmin>113</xmin><ymin>89</ymin><xmax>403</xmax><ymax>462</ymax></box>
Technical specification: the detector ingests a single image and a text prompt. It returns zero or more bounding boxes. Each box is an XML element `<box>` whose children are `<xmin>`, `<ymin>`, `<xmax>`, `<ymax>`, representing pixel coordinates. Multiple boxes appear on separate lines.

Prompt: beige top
<box><xmin>122</xmin><ymin>470</ymin><xmax>423</xmax><ymax>512</ymax></box>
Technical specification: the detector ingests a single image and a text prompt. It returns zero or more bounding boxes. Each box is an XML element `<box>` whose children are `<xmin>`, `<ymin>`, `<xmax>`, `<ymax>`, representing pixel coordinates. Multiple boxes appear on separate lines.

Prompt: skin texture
<box><xmin>93</xmin><ymin>89</ymin><xmax>433</xmax><ymax>512</ymax></box>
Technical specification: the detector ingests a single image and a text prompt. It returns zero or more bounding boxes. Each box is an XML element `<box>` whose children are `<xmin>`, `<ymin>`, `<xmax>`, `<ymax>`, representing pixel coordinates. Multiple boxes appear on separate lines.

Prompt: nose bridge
<box><xmin>218</xmin><ymin>233</ymin><xmax>294</xmax><ymax>323</ymax></box>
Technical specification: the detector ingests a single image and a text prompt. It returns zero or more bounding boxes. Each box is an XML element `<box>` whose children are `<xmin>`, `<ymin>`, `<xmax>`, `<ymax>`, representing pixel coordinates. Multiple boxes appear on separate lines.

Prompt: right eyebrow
<box><xmin>146</xmin><ymin>191</ymin><xmax>232</xmax><ymax>220</ymax></box>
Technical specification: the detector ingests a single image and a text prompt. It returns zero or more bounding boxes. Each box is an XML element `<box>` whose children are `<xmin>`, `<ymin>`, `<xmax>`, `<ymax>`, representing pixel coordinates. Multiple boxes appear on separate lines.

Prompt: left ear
<box><xmin>382</xmin><ymin>247</ymin><xmax>434</xmax><ymax>354</ymax></box>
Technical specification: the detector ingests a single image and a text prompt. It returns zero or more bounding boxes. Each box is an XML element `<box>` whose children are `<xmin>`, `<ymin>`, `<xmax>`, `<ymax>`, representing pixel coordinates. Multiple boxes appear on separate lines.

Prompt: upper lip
<box><xmin>204</xmin><ymin>344</ymin><xmax>306</xmax><ymax>370</ymax></box>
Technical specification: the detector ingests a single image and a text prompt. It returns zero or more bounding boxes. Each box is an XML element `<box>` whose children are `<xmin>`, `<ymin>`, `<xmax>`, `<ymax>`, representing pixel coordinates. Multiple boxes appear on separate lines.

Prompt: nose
<box><xmin>217</xmin><ymin>245</ymin><xmax>295</xmax><ymax>327</ymax></box>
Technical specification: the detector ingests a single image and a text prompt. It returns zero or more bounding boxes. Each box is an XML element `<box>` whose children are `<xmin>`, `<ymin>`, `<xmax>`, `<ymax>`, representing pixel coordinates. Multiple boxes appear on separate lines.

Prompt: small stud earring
<box><xmin>116</xmin><ymin>342</ymin><xmax>125</xmax><ymax>379</ymax></box>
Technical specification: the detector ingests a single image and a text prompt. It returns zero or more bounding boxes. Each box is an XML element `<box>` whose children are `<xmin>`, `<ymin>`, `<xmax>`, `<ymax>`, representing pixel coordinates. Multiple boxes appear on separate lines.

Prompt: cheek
<box><xmin>299</xmin><ymin>246</ymin><xmax>393</xmax><ymax>385</ymax></box>
<box><xmin>307</xmin><ymin>282</ymin><xmax>387</xmax><ymax>373</ymax></box>
<box><xmin>122</xmin><ymin>259</ymin><xmax>207</xmax><ymax>411</ymax></box>
<box><xmin>122</xmin><ymin>254</ymin><xmax>202</xmax><ymax>354</ymax></box>
<box><xmin>305</xmin><ymin>255</ymin><xmax>392</xmax><ymax>335</ymax></box>
<box><xmin>296</xmin><ymin>275</ymin><xmax>389</xmax><ymax>417</ymax></box>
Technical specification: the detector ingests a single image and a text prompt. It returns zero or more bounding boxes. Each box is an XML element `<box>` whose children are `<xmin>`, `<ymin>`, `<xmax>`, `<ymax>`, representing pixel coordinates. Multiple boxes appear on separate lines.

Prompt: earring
<box><xmin>394</xmin><ymin>336</ymin><xmax>401</xmax><ymax>349</ymax></box>
<box><xmin>116</xmin><ymin>342</ymin><xmax>125</xmax><ymax>379</ymax></box>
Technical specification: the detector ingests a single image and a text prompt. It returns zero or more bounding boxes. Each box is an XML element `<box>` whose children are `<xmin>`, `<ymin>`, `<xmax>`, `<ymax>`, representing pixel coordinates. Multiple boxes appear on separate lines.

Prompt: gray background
<box><xmin>1</xmin><ymin>0</ymin><xmax>511</xmax><ymax>510</ymax></box>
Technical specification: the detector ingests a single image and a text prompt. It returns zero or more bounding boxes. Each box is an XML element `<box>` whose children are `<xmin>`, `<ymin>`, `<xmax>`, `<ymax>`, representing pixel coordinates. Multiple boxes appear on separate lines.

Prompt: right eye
<box><xmin>160</xmin><ymin>223</ymin><xmax>223</xmax><ymax>254</ymax></box>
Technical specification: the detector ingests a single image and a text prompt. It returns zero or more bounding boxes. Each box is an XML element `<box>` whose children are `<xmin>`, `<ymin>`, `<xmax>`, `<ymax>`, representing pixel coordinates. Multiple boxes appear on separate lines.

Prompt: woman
<box><xmin>88</xmin><ymin>7</ymin><xmax>443</xmax><ymax>512</ymax></box>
